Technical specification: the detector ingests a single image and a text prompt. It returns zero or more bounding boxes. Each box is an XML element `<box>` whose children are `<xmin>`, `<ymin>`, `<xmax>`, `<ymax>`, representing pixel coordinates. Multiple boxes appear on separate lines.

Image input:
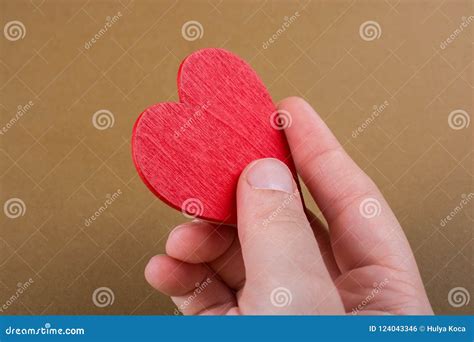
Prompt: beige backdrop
<box><xmin>0</xmin><ymin>0</ymin><xmax>472</xmax><ymax>315</ymax></box>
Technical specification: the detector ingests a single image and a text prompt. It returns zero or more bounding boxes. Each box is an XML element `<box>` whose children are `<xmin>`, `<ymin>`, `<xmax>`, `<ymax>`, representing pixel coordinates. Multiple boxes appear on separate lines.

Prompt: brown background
<box><xmin>0</xmin><ymin>0</ymin><xmax>472</xmax><ymax>315</ymax></box>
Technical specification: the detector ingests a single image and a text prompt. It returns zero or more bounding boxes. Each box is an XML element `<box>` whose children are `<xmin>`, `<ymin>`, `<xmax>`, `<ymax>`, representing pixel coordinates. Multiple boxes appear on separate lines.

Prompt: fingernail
<box><xmin>169</xmin><ymin>225</ymin><xmax>185</xmax><ymax>238</ymax></box>
<box><xmin>246</xmin><ymin>158</ymin><xmax>294</xmax><ymax>193</ymax></box>
<box><xmin>146</xmin><ymin>254</ymin><xmax>165</xmax><ymax>267</ymax></box>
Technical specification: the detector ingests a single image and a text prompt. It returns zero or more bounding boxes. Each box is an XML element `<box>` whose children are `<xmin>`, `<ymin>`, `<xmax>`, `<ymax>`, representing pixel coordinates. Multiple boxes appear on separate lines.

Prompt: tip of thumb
<box><xmin>242</xmin><ymin>158</ymin><xmax>295</xmax><ymax>194</ymax></box>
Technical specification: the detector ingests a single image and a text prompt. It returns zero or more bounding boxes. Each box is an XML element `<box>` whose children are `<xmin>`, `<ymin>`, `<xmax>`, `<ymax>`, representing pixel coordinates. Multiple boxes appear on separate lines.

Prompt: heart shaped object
<box><xmin>132</xmin><ymin>48</ymin><xmax>297</xmax><ymax>224</ymax></box>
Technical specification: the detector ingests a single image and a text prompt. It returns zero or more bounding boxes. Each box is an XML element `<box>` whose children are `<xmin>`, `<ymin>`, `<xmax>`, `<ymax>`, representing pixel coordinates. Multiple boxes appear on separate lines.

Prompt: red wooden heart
<box><xmin>132</xmin><ymin>48</ymin><xmax>297</xmax><ymax>224</ymax></box>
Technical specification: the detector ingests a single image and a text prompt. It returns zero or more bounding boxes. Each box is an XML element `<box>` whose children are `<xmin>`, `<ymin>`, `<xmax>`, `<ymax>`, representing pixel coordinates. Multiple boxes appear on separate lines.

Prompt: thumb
<box><xmin>236</xmin><ymin>158</ymin><xmax>344</xmax><ymax>314</ymax></box>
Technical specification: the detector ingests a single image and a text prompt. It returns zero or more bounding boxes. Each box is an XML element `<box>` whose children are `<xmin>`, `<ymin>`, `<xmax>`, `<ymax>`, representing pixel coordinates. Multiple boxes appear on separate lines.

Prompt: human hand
<box><xmin>144</xmin><ymin>97</ymin><xmax>433</xmax><ymax>315</ymax></box>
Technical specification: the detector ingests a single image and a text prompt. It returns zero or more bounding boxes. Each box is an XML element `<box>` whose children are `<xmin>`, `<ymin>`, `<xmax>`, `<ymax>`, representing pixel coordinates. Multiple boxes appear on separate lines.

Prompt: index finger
<box><xmin>279</xmin><ymin>97</ymin><xmax>417</xmax><ymax>274</ymax></box>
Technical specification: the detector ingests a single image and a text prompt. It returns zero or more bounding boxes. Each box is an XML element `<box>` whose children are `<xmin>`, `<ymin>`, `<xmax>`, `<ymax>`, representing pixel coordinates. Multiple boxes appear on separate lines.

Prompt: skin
<box><xmin>144</xmin><ymin>97</ymin><xmax>434</xmax><ymax>315</ymax></box>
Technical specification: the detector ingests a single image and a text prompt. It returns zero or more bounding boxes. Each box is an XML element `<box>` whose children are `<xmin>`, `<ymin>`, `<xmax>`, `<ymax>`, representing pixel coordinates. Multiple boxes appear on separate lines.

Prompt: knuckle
<box><xmin>252</xmin><ymin>203</ymin><xmax>308</xmax><ymax>230</ymax></box>
<box><xmin>301</xmin><ymin>145</ymin><xmax>345</xmax><ymax>173</ymax></box>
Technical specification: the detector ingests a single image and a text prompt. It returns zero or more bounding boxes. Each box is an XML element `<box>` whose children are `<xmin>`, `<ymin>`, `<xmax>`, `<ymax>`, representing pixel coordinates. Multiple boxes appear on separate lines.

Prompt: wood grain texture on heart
<box><xmin>132</xmin><ymin>48</ymin><xmax>298</xmax><ymax>224</ymax></box>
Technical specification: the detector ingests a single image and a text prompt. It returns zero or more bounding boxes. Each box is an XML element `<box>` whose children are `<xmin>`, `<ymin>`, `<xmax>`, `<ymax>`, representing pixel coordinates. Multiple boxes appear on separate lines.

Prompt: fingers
<box><xmin>236</xmin><ymin>158</ymin><xmax>344</xmax><ymax>314</ymax></box>
<box><xmin>305</xmin><ymin>209</ymin><xmax>341</xmax><ymax>280</ymax></box>
<box><xmin>166</xmin><ymin>221</ymin><xmax>246</xmax><ymax>290</ymax></box>
<box><xmin>166</xmin><ymin>221</ymin><xmax>235</xmax><ymax>263</ymax></box>
<box><xmin>144</xmin><ymin>255</ymin><xmax>208</xmax><ymax>296</ymax></box>
<box><xmin>208</xmin><ymin>234</ymin><xmax>246</xmax><ymax>290</ymax></box>
<box><xmin>279</xmin><ymin>97</ymin><xmax>420</xmax><ymax>273</ymax></box>
<box><xmin>145</xmin><ymin>255</ymin><xmax>236</xmax><ymax>315</ymax></box>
